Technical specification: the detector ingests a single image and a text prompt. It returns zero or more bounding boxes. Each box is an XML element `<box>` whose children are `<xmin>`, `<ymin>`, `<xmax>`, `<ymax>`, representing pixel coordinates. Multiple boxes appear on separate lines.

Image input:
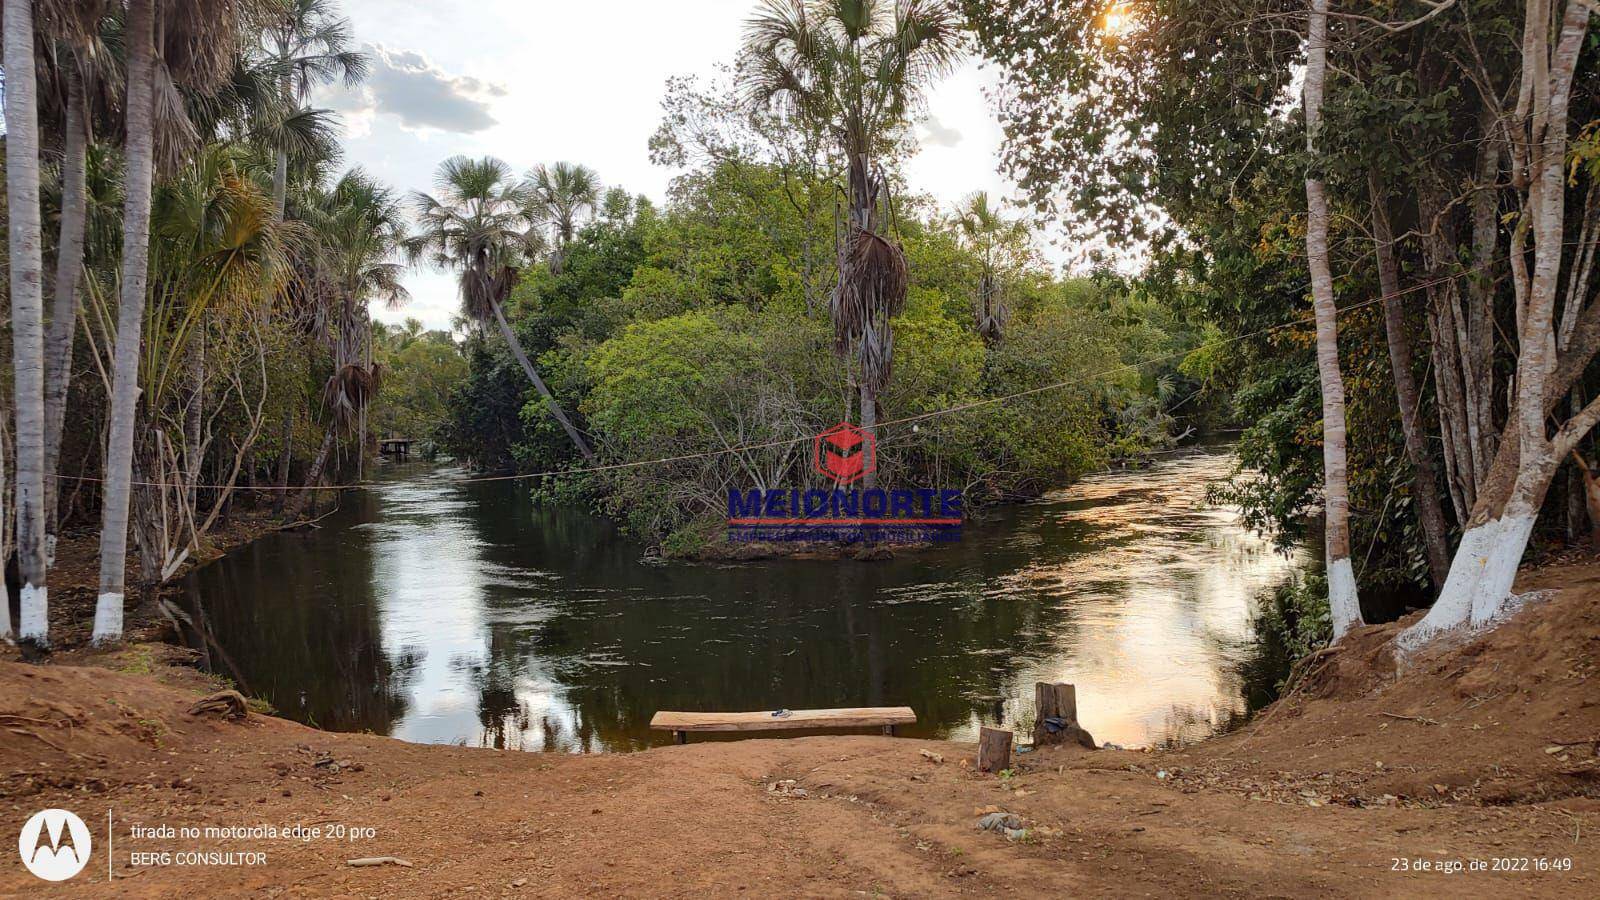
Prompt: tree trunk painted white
<box><xmin>44</xmin><ymin>67</ymin><xmax>89</xmax><ymax>555</ymax></box>
<box><xmin>1303</xmin><ymin>0</ymin><xmax>1362</xmax><ymax>639</ymax></box>
<box><xmin>1470</xmin><ymin>506</ymin><xmax>1537</xmax><ymax>625</ymax></box>
<box><xmin>6</xmin><ymin>0</ymin><xmax>51</xmax><ymax>644</ymax></box>
<box><xmin>94</xmin><ymin>0</ymin><xmax>158</xmax><ymax>645</ymax></box>
<box><xmin>0</xmin><ymin>424</ymin><xmax>10</xmax><ymax>644</ymax></box>
<box><xmin>487</xmin><ymin>297</ymin><xmax>594</xmax><ymax>461</ymax></box>
<box><xmin>1397</xmin><ymin>518</ymin><xmax>1499</xmax><ymax>651</ymax></box>
<box><xmin>1400</xmin><ymin>0</ymin><xmax>1595</xmax><ymax>653</ymax></box>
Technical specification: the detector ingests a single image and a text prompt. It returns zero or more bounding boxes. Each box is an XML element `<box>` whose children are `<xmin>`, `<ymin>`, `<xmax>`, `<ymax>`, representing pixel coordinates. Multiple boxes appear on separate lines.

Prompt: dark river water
<box><xmin>178</xmin><ymin>446</ymin><xmax>1307</xmax><ymax>752</ymax></box>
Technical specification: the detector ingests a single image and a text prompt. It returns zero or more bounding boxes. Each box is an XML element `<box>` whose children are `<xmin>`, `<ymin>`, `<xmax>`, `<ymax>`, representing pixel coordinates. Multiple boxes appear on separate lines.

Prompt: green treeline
<box><xmin>437</xmin><ymin>154</ymin><xmax>1201</xmax><ymax>552</ymax></box>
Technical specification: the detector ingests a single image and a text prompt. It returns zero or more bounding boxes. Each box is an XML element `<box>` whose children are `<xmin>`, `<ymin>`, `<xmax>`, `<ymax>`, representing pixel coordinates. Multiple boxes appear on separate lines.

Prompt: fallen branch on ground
<box><xmin>188</xmin><ymin>690</ymin><xmax>249</xmax><ymax>720</ymax></box>
<box><xmin>347</xmin><ymin>857</ymin><xmax>414</xmax><ymax>868</ymax></box>
<box><xmin>1379</xmin><ymin>712</ymin><xmax>1441</xmax><ymax>726</ymax></box>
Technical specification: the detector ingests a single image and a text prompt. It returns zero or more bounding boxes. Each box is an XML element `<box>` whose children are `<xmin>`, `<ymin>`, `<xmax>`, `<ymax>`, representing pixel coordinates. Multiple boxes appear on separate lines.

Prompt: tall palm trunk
<box><xmin>6</xmin><ymin>0</ymin><xmax>52</xmax><ymax>644</ymax></box>
<box><xmin>272</xmin><ymin>147</ymin><xmax>289</xmax><ymax>220</ymax></box>
<box><xmin>94</xmin><ymin>0</ymin><xmax>157</xmax><ymax>644</ymax></box>
<box><xmin>1369</xmin><ymin>172</ymin><xmax>1452</xmax><ymax>587</ymax></box>
<box><xmin>0</xmin><ymin>427</ymin><xmax>10</xmax><ymax>643</ymax></box>
<box><xmin>487</xmin><ymin>297</ymin><xmax>594</xmax><ymax>461</ymax></box>
<box><xmin>1303</xmin><ymin>0</ymin><xmax>1362</xmax><ymax>638</ymax></box>
<box><xmin>44</xmin><ymin>67</ymin><xmax>89</xmax><ymax>553</ymax></box>
<box><xmin>843</xmin><ymin>148</ymin><xmax>881</xmax><ymax>490</ymax></box>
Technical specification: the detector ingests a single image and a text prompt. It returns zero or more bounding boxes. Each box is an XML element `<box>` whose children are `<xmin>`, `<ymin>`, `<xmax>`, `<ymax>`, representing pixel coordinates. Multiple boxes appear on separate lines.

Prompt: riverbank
<box><xmin>37</xmin><ymin>507</ymin><xmax>319</xmax><ymax>650</ymax></box>
<box><xmin>3</xmin><ymin>558</ymin><xmax>1595</xmax><ymax>896</ymax></box>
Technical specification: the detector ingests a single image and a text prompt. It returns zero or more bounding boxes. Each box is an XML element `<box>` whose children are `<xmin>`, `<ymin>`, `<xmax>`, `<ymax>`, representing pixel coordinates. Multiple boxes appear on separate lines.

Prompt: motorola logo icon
<box><xmin>18</xmin><ymin>808</ymin><xmax>93</xmax><ymax>882</ymax></box>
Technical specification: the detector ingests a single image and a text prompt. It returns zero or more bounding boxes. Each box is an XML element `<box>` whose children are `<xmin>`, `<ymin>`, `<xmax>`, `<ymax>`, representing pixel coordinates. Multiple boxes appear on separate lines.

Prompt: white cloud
<box><xmin>323</xmin><ymin>1</ymin><xmax>1050</xmax><ymax>330</ymax></box>
<box><xmin>324</xmin><ymin>43</ymin><xmax>507</xmax><ymax>136</ymax></box>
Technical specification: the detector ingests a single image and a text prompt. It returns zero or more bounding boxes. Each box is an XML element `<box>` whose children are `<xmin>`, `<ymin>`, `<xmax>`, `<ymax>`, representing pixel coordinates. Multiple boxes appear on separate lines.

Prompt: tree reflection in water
<box><xmin>180</xmin><ymin>449</ymin><xmax>1306</xmax><ymax>751</ymax></box>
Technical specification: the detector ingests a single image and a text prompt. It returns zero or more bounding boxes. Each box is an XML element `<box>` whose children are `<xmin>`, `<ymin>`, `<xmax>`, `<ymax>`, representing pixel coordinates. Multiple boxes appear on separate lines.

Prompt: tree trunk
<box><xmin>859</xmin><ymin>380</ymin><xmax>878</xmax><ymax>490</ymax></box>
<box><xmin>1303</xmin><ymin>0</ymin><xmax>1362</xmax><ymax>638</ymax></box>
<box><xmin>1369</xmin><ymin>171</ymin><xmax>1452</xmax><ymax>588</ymax></box>
<box><xmin>272</xmin><ymin>146</ymin><xmax>289</xmax><ymax>221</ymax></box>
<box><xmin>44</xmin><ymin>66</ymin><xmax>89</xmax><ymax>554</ymax></box>
<box><xmin>1399</xmin><ymin>0</ymin><xmax>1594</xmax><ymax>652</ymax></box>
<box><xmin>1572</xmin><ymin>452</ymin><xmax>1600</xmax><ymax>553</ymax></box>
<box><xmin>292</xmin><ymin>426</ymin><xmax>338</xmax><ymax>515</ymax></box>
<box><xmin>6</xmin><ymin>0</ymin><xmax>51</xmax><ymax>645</ymax></box>
<box><xmin>185</xmin><ymin>330</ymin><xmax>205</xmax><ymax>512</ymax></box>
<box><xmin>0</xmin><ymin>419</ymin><xmax>10</xmax><ymax>644</ymax></box>
<box><xmin>487</xmin><ymin>297</ymin><xmax>594</xmax><ymax>461</ymax></box>
<box><xmin>273</xmin><ymin>411</ymin><xmax>293</xmax><ymax>514</ymax></box>
<box><xmin>94</xmin><ymin>0</ymin><xmax>158</xmax><ymax>645</ymax></box>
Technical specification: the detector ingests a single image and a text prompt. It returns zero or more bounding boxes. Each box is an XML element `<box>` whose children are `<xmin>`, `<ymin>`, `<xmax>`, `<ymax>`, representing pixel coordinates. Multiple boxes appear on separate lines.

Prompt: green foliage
<box><xmin>1253</xmin><ymin>574</ymin><xmax>1333</xmax><ymax>671</ymax></box>
<box><xmin>370</xmin><ymin>320</ymin><xmax>467</xmax><ymax>445</ymax></box>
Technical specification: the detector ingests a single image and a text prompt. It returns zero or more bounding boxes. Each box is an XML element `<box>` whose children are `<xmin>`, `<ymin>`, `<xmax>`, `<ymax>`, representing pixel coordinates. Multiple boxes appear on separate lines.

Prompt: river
<box><xmin>178</xmin><ymin>445</ymin><xmax>1308</xmax><ymax>752</ymax></box>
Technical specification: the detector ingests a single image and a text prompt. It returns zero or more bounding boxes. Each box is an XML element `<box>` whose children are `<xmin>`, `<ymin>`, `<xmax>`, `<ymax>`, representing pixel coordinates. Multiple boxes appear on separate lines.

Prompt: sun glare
<box><xmin>1101</xmin><ymin>2</ymin><xmax>1136</xmax><ymax>38</ymax></box>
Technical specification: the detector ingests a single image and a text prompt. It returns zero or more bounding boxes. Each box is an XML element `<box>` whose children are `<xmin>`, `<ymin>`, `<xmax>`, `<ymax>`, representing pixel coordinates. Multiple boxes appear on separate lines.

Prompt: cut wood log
<box><xmin>1032</xmin><ymin>682</ymin><xmax>1096</xmax><ymax>749</ymax></box>
<box><xmin>650</xmin><ymin>706</ymin><xmax>915</xmax><ymax>736</ymax></box>
<box><xmin>978</xmin><ymin>726</ymin><xmax>1012</xmax><ymax>773</ymax></box>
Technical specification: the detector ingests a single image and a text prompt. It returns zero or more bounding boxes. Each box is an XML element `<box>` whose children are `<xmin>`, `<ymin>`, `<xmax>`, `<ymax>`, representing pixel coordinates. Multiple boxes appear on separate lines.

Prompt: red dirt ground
<box><xmin>1</xmin><ymin>561</ymin><xmax>1597</xmax><ymax>897</ymax></box>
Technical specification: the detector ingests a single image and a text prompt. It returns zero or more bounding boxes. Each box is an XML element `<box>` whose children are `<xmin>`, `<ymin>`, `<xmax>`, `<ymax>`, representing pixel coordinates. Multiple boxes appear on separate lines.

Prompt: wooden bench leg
<box><xmin>674</xmin><ymin>730</ymin><xmax>687</xmax><ymax>745</ymax></box>
<box><xmin>882</xmin><ymin>724</ymin><xmax>896</xmax><ymax>737</ymax></box>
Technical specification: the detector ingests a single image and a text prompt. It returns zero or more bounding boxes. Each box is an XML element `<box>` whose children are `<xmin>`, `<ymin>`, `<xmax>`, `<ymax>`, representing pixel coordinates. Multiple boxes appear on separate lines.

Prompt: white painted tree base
<box><xmin>19</xmin><ymin>583</ymin><xmax>48</xmax><ymax>645</ymax></box>
<box><xmin>1470</xmin><ymin>514</ymin><xmax>1534</xmax><ymax>625</ymax></box>
<box><xmin>91</xmin><ymin>592</ymin><xmax>124</xmax><ymax>645</ymax></box>
<box><xmin>1397</xmin><ymin>514</ymin><xmax>1536</xmax><ymax>655</ymax></box>
<box><xmin>1327</xmin><ymin>557</ymin><xmax>1361</xmax><ymax>640</ymax></box>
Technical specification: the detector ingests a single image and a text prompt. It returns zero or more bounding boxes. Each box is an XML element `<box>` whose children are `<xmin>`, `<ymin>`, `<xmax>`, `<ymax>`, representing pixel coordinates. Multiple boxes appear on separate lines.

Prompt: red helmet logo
<box><xmin>813</xmin><ymin>422</ymin><xmax>876</xmax><ymax>485</ymax></box>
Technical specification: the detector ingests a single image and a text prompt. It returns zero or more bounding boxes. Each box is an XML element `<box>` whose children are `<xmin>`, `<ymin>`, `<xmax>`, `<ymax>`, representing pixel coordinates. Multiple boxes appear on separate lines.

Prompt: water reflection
<box><xmin>179</xmin><ymin>447</ymin><xmax>1307</xmax><ymax>751</ymax></box>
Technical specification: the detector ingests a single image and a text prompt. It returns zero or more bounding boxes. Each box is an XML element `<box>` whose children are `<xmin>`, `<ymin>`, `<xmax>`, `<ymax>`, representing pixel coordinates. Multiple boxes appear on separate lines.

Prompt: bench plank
<box><xmin>650</xmin><ymin>706</ymin><xmax>916</xmax><ymax>733</ymax></box>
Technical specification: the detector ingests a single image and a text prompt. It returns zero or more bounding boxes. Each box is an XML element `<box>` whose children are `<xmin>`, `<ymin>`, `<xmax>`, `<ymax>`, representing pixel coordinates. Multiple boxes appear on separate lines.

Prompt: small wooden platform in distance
<box><xmin>650</xmin><ymin>706</ymin><xmax>916</xmax><ymax>744</ymax></box>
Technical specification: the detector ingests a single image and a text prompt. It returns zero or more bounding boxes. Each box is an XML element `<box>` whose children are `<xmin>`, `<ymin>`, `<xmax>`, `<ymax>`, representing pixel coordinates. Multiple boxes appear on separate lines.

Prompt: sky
<box><xmin>318</xmin><ymin>0</ymin><xmax>1021</xmax><ymax>331</ymax></box>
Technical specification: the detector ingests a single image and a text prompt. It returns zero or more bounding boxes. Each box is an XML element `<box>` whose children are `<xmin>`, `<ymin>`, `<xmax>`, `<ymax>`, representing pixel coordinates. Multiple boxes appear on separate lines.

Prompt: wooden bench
<box><xmin>650</xmin><ymin>706</ymin><xmax>916</xmax><ymax>744</ymax></box>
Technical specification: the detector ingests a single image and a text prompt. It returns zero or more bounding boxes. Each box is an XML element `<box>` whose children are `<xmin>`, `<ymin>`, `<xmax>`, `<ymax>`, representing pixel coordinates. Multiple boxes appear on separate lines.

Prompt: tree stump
<box><xmin>977</xmin><ymin>726</ymin><xmax>1012</xmax><ymax>773</ymax></box>
<box><xmin>1033</xmin><ymin>682</ymin><xmax>1096</xmax><ymax>749</ymax></box>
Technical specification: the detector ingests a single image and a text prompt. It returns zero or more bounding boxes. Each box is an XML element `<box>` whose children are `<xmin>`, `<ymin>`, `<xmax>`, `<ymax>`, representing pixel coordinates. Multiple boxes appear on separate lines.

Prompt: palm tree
<box><xmin>96</xmin><ymin>0</ymin><xmax>254</xmax><ymax>644</ymax></box>
<box><xmin>4</xmin><ymin>0</ymin><xmax>50</xmax><ymax>643</ymax></box>
<box><xmin>741</xmin><ymin>0</ymin><xmax>963</xmax><ymax>486</ymax></box>
<box><xmin>258</xmin><ymin>0</ymin><xmax>367</xmax><ymax>218</ymax></box>
<box><xmin>526</xmin><ymin>161</ymin><xmax>601</xmax><ymax>268</ymax></box>
<box><xmin>407</xmin><ymin>156</ymin><xmax>595</xmax><ymax>461</ymax></box>
<box><xmin>292</xmin><ymin>170</ymin><xmax>409</xmax><ymax>510</ymax></box>
<box><xmin>953</xmin><ymin>192</ymin><xmax>1027</xmax><ymax>344</ymax></box>
<box><xmin>41</xmin><ymin>3</ymin><xmax>115</xmax><ymax>550</ymax></box>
